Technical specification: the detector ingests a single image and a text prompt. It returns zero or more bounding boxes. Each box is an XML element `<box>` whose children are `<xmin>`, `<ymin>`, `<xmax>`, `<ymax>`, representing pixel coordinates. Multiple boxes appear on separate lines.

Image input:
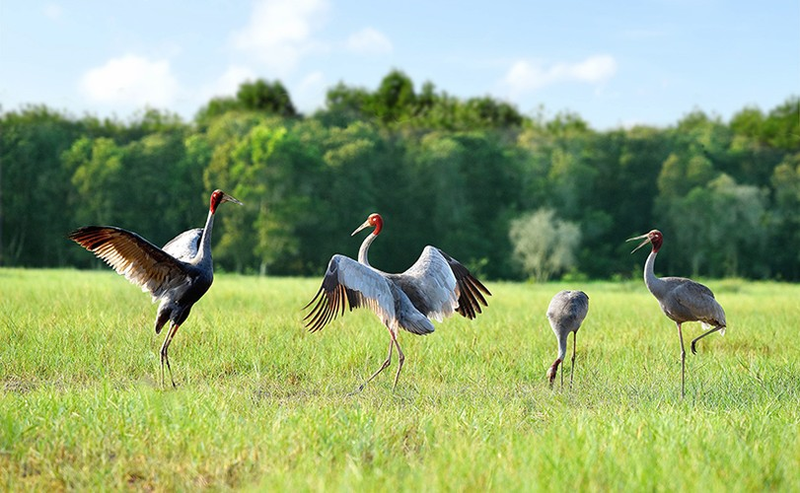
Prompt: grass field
<box><xmin>1</xmin><ymin>268</ymin><xmax>799</xmax><ymax>491</ymax></box>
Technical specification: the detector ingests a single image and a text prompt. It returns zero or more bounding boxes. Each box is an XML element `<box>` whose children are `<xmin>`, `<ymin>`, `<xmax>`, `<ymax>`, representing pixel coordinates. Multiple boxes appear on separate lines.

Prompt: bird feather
<box><xmin>69</xmin><ymin>226</ymin><xmax>190</xmax><ymax>302</ymax></box>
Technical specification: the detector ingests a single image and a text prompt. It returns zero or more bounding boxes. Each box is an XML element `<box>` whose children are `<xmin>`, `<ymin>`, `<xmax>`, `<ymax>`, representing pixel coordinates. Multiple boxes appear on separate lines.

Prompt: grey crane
<box><xmin>304</xmin><ymin>213</ymin><xmax>492</xmax><ymax>392</ymax></box>
<box><xmin>546</xmin><ymin>290</ymin><xmax>589</xmax><ymax>389</ymax></box>
<box><xmin>68</xmin><ymin>189</ymin><xmax>242</xmax><ymax>387</ymax></box>
<box><xmin>628</xmin><ymin>229</ymin><xmax>727</xmax><ymax>398</ymax></box>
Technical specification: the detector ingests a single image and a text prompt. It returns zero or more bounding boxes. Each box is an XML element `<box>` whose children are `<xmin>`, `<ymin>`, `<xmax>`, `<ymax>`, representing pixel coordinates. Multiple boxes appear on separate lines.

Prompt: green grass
<box><xmin>1</xmin><ymin>268</ymin><xmax>799</xmax><ymax>491</ymax></box>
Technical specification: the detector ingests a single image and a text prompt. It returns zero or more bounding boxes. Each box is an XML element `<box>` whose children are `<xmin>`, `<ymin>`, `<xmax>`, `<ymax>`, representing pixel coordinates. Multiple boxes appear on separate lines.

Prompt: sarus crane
<box><xmin>69</xmin><ymin>189</ymin><xmax>242</xmax><ymax>387</ymax></box>
<box><xmin>303</xmin><ymin>213</ymin><xmax>492</xmax><ymax>392</ymax></box>
<box><xmin>546</xmin><ymin>290</ymin><xmax>589</xmax><ymax>389</ymax></box>
<box><xmin>628</xmin><ymin>229</ymin><xmax>727</xmax><ymax>398</ymax></box>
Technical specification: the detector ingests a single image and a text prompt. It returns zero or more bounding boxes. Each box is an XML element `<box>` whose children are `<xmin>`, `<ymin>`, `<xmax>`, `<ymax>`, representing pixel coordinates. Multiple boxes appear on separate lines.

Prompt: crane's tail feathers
<box><xmin>701</xmin><ymin>322</ymin><xmax>726</xmax><ymax>336</ymax></box>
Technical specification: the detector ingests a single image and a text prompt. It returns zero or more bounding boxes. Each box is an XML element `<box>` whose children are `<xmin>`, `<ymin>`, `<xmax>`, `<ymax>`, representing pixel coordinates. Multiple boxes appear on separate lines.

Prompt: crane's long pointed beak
<box><xmin>351</xmin><ymin>220</ymin><xmax>371</xmax><ymax>236</ymax></box>
<box><xmin>626</xmin><ymin>234</ymin><xmax>650</xmax><ymax>253</ymax></box>
<box><xmin>221</xmin><ymin>193</ymin><xmax>243</xmax><ymax>206</ymax></box>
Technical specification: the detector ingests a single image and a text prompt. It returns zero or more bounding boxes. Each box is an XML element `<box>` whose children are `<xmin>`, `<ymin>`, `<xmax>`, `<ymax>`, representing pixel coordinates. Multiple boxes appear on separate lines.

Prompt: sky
<box><xmin>1</xmin><ymin>0</ymin><xmax>797</xmax><ymax>129</ymax></box>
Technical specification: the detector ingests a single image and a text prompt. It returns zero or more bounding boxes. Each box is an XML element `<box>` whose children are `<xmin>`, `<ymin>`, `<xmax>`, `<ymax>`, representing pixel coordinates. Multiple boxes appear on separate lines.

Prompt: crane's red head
<box><xmin>209</xmin><ymin>189</ymin><xmax>243</xmax><ymax>213</ymax></box>
<box><xmin>352</xmin><ymin>213</ymin><xmax>383</xmax><ymax>236</ymax></box>
<box><xmin>627</xmin><ymin>229</ymin><xmax>663</xmax><ymax>254</ymax></box>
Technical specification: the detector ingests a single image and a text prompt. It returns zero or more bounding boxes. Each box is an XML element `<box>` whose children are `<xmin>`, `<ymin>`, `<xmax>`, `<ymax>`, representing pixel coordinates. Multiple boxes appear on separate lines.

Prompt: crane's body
<box><xmin>69</xmin><ymin>189</ymin><xmax>242</xmax><ymax>387</ymax></box>
<box><xmin>546</xmin><ymin>290</ymin><xmax>589</xmax><ymax>388</ymax></box>
<box><xmin>304</xmin><ymin>213</ymin><xmax>491</xmax><ymax>392</ymax></box>
<box><xmin>628</xmin><ymin>229</ymin><xmax>726</xmax><ymax>397</ymax></box>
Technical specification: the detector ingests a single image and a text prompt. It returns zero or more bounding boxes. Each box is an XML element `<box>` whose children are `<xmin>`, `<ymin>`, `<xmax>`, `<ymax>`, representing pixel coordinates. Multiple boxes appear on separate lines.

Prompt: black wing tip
<box><xmin>455</xmin><ymin>275</ymin><xmax>491</xmax><ymax>320</ymax></box>
<box><xmin>302</xmin><ymin>278</ymin><xmax>352</xmax><ymax>333</ymax></box>
<box><xmin>436</xmin><ymin>248</ymin><xmax>492</xmax><ymax>320</ymax></box>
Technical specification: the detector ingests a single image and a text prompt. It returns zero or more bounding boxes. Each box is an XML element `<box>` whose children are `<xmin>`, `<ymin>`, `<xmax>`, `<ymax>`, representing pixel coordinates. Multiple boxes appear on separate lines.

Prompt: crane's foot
<box><xmin>348</xmin><ymin>383</ymin><xmax>367</xmax><ymax>396</ymax></box>
<box><xmin>690</xmin><ymin>341</ymin><xmax>698</xmax><ymax>355</ymax></box>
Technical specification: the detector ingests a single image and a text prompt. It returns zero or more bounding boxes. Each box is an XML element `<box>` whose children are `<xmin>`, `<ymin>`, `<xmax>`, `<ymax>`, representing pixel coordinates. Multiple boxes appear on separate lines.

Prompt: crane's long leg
<box><xmin>569</xmin><ymin>331</ymin><xmax>577</xmax><ymax>389</ymax></box>
<box><xmin>690</xmin><ymin>326</ymin><xmax>725</xmax><ymax>355</ymax></box>
<box><xmin>391</xmin><ymin>335</ymin><xmax>405</xmax><ymax>392</ymax></box>
<box><xmin>677</xmin><ymin>323</ymin><xmax>685</xmax><ymax>399</ymax></box>
<box><xmin>160</xmin><ymin>322</ymin><xmax>181</xmax><ymax>388</ymax></box>
<box><xmin>354</xmin><ymin>339</ymin><xmax>394</xmax><ymax>394</ymax></box>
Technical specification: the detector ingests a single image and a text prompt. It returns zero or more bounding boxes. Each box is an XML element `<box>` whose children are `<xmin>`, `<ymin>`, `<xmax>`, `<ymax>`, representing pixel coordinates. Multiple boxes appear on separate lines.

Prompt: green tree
<box><xmin>236</xmin><ymin>79</ymin><xmax>297</xmax><ymax>117</ymax></box>
<box><xmin>0</xmin><ymin>106</ymin><xmax>82</xmax><ymax>266</ymax></box>
<box><xmin>195</xmin><ymin>79</ymin><xmax>297</xmax><ymax>125</ymax></box>
<box><xmin>372</xmin><ymin>69</ymin><xmax>416</xmax><ymax>124</ymax></box>
<box><xmin>665</xmin><ymin>174</ymin><xmax>767</xmax><ymax>277</ymax></box>
<box><xmin>657</xmin><ymin>153</ymin><xmax>716</xmax><ymax>198</ymax></box>
<box><xmin>769</xmin><ymin>155</ymin><xmax>800</xmax><ymax>279</ymax></box>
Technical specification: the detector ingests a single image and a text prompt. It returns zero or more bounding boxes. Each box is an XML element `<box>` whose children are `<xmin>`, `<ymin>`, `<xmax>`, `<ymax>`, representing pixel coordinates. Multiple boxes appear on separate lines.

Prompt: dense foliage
<box><xmin>2</xmin><ymin>70</ymin><xmax>798</xmax><ymax>280</ymax></box>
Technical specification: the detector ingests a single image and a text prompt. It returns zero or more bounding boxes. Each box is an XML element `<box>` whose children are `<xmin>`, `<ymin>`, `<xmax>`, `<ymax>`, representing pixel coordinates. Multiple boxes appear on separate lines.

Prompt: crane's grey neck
<box><xmin>195</xmin><ymin>209</ymin><xmax>216</xmax><ymax>265</ymax></box>
<box><xmin>556</xmin><ymin>331</ymin><xmax>568</xmax><ymax>361</ymax></box>
<box><xmin>643</xmin><ymin>249</ymin><xmax>667</xmax><ymax>297</ymax></box>
<box><xmin>358</xmin><ymin>232</ymin><xmax>378</xmax><ymax>266</ymax></box>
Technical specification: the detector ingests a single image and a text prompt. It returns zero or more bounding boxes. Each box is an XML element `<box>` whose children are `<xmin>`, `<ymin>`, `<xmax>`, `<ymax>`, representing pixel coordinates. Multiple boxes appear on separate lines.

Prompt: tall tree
<box><xmin>509</xmin><ymin>208</ymin><xmax>581</xmax><ymax>282</ymax></box>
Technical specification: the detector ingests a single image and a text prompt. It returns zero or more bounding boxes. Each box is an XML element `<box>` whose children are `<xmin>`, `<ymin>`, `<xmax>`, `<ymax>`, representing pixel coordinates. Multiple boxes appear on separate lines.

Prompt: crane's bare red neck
<box><xmin>369</xmin><ymin>213</ymin><xmax>383</xmax><ymax>235</ymax></box>
<box><xmin>210</xmin><ymin>190</ymin><xmax>224</xmax><ymax>213</ymax></box>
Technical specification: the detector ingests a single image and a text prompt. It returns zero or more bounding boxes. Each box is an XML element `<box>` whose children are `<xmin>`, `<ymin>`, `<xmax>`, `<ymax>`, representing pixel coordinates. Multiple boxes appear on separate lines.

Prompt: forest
<box><xmin>1</xmin><ymin>70</ymin><xmax>798</xmax><ymax>281</ymax></box>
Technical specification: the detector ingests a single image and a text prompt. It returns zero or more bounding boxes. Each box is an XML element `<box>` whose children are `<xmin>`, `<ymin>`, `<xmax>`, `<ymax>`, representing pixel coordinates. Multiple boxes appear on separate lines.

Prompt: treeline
<box><xmin>2</xmin><ymin>70</ymin><xmax>798</xmax><ymax>280</ymax></box>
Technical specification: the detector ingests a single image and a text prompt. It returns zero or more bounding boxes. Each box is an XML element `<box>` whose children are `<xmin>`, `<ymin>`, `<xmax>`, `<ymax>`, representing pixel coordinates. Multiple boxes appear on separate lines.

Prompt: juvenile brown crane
<box><xmin>546</xmin><ymin>290</ymin><xmax>589</xmax><ymax>389</ymax></box>
<box><xmin>304</xmin><ymin>213</ymin><xmax>492</xmax><ymax>392</ymax></box>
<box><xmin>628</xmin><ymin>229</ymin><xmax>727</xmax><ymax>398</ymax></box>
<box><xmin>69</xmin><ymin>189</ymin><xmax>242</xmax><ymax>387</ymax></box>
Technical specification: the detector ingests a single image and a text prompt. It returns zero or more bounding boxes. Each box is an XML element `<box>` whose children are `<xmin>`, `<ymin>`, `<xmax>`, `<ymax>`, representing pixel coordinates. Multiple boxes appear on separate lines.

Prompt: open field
<box><xmin>1</xmin><ymin>268</ymin><xmax>799</xmax><ymax>491</ymax></box>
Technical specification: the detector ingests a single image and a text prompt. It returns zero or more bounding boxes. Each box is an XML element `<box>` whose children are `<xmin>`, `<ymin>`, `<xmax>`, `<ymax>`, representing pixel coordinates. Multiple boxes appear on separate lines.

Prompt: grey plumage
<box><xmin>162</xmin><ymin>228</ymin><xmax>203</xmax><ymax>262</ymax></box>
<box><xmin>545</xmin><ymin>290</ymin><xmax>589</xmax><ymax>388</ymax></box>
<box><xmin>304</xmin><ymin>213</ymin><xmax>491</xmax><ymax>392</ymax></box>
<box><xmin>628</xmin><ymin>229</ymin><xmax>727</xmax><ymax>398</ymax></box>
<box><xmin>647</xmin><ymin>276</ymin><xmax>726</xmax><ymax>337</ymax></box>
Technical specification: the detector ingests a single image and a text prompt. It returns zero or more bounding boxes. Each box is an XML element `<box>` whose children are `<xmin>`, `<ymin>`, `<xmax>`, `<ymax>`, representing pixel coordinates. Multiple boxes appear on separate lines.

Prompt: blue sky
<box><xmin>1</xmin><ymin>0</ymin><xmax>797</xmax><ymax>129</ymax></box>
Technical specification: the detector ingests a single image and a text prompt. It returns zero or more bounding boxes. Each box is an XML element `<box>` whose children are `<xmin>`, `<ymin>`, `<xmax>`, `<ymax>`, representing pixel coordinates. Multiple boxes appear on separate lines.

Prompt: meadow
<box><xmin>1</xmin><ymin>268</ymin><xmax>798</xmax><ymax>491</ymax></box>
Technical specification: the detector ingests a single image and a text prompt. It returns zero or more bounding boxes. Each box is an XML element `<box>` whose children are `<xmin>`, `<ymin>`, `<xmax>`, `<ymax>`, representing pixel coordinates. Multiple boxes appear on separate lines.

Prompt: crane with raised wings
<box><xmin>304</xmin><ymin>213</ymin><xmax>491</xmax><ymax>393</ymax></box>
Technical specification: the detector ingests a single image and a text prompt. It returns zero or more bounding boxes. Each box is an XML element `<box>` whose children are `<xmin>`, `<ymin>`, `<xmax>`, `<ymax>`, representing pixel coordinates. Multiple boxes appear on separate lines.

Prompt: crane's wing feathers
<box><xmin>670</xmin><ymin>280</ymin><xmax>727</xmax><ymax>328</ymax></box>
<box><xmin>390</xmin><ymin>246</ymin><xmax>491</xmax><ymax>321</ymax></box>
<box><xmin>69</xmin><ymin>226</ymin><xmax>190</xmax><ymax>301</ymax></box>
<box><xmin>434</xmin><ymin>247</ymin><xmax>491</xmax><ymax>320</ymax></box>
<box><xmin>162</xmin><ymin>228</ymin><xmax>203</xmax><ymax>261</ymax></box>
<box><xmin>303</xmin><ymin>255</ymin><xmax>396</xmax><ymax>333</ymax></box>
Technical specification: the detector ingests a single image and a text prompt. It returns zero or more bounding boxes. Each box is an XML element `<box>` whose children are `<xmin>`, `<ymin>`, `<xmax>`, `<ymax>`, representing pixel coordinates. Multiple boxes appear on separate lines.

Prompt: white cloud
<box><xmin>345</xmin><ymin>27</ymin><xmax>393</xmax><ymax>54</ymax></box>
<box><xmin>232</xmin><ymin>0</ymin><xmax>330</xmax><ymax>75</ymax></box>
<box><xmin>43</xmin><ymin>3</ymin><xmax>62</xmax><ymax>20</ymax></box>
<box><xmin>502</xmin><ymin>55</ymin><xmax>618</xmax><ymax>96</ymax></box>
<box><xmin>79</xmin><ymin>55</ymin><xmax>180</xmax><ymax>108</ymax></box>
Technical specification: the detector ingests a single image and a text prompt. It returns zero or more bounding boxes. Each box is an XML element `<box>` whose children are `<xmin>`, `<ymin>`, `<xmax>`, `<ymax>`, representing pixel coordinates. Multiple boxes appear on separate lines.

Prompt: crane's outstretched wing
<box><xmin>394</xmin><ymin>246</ymin><xmax>491</xmax><ymax>321</ymax></box>
<box><xmin>436</xmin><ymin>248</ymin><xmax>491</xmax><ymax>319</ymax></box>
<box><xmin>69</xmin><ymin>226</ymin><xmax>191</xmax><ymax>301</ymax></box>
<box><xmin>303</xmin><ymin>255</ymin><xmax>396</xmax><ymax>333</ymax></box>
<box><xmin>162</xmin><ymin>228</ymin><xmax>203</xmax><ymax>262</ymax></box>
